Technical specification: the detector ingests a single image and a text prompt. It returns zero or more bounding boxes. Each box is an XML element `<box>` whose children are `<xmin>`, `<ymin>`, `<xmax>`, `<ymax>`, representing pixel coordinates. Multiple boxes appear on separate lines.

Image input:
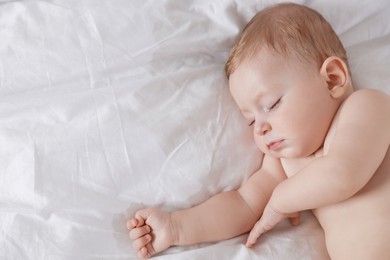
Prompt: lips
<box><xmin>267</xmin><ymin>140</ymin><xmax>284</xmax><ymax>151</ymax></box>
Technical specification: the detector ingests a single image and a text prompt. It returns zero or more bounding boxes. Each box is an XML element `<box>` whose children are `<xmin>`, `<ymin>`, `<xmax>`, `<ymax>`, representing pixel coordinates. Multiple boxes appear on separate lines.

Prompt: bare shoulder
<box><xmin>336</xmin><ymin>88</ymin><xmax>390</xmax><ymax>142</ymax></box>
<box><xmin>339</xmin><ymin>89</ymin><xmax>389</xmax><ymax>124</ymax></box>
<box><xmin>342</xmin><ymin>88</ymin><xmax>390</xmax><ymax>111</ymax></box>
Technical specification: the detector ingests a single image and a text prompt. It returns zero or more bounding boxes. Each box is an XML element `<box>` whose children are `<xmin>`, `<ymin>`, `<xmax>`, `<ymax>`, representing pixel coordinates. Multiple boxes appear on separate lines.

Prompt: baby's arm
<box><xmin>271</xmin><ymin>90</ymin><xmax>390</xmax><ymax>213</ymax></box>
<box><xmin>128</xmin><ymin>155</ymin><xmax>286</xmax><ymax>258</ymax></box>
<box><xmin>172</xmin><ymin>155</ymin><xmax>286</xmax><ymax>245</ymax></box>
<box><xmin>247</xmin><ymin>90</ymin><xmax>390</xmax><ymax>245</ymax></box>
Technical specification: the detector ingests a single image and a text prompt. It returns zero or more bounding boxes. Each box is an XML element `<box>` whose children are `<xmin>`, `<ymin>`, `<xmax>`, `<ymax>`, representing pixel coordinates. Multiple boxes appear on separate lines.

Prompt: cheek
<box><xmin>287</xmin><ymin>109</ymin><xmax>331</xmax><ymax>155</ymax></box>
<box><xmin>253</xmin><ymin>133</ymin><xmax>266</xmax><ymax>152</ymax></box>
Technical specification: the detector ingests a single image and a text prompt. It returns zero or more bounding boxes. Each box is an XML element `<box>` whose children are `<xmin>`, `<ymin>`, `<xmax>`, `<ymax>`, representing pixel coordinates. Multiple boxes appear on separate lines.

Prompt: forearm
<box><xmin>171</xmin><ymin>190</ymin><xmax>266</xmax><ymax>245</ymax></box>
<box><xmin>272</xmin><ymin>90</ymin><xmax>390</xmax><ymax>214</ymax></box>
<box><xmin>272</xmin><ymin>157</ymin><xmax>370</xmax><ymax>213</ymax></box>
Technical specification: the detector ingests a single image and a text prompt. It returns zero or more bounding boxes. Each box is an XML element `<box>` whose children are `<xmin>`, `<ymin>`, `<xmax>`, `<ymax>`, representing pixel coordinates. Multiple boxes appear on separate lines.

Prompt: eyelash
<box><xmin>264</xmin><ymin>97</ymin><xmax>281</xmax><ymax>112</ymax></box>
<box><xmin>248</xmin><ymin>97</ymin><xmax>282</xmax><ymax>126</ymax></box>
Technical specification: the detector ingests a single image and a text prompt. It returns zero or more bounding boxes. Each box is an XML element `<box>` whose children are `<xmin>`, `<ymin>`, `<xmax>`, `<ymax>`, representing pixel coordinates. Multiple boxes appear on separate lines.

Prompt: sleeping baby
<box><xmin>128</xmin><ymin>3</ymin><xmax>390</xmax><ymax>259</ymax></box>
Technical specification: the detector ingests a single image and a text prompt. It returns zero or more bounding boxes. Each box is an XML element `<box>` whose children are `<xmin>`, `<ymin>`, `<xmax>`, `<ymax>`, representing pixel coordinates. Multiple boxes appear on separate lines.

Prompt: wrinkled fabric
<box><xmin>0</xmin><ymin>0</ymin><xmax>389</xmax><ymax>259</ymax></box>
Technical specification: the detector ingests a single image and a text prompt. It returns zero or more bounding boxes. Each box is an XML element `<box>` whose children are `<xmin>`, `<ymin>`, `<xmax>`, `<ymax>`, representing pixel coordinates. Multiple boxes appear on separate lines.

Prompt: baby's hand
<box><xmin>127</xmin><ymin>208</ymin><xmax>175</xmax><ymax>259</ymax></box>
<box><xmin>246</xmin><ymin>205</ymin><xmax>300</xmax><ymax>247</ymax></box>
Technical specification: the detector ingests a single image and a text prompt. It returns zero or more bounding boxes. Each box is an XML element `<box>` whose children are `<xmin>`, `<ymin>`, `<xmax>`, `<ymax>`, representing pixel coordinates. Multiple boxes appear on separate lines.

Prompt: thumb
<box><xmin>134</xmin><ymin>208</ymin><xmax>154</xmax><ymax>227</ymax></box>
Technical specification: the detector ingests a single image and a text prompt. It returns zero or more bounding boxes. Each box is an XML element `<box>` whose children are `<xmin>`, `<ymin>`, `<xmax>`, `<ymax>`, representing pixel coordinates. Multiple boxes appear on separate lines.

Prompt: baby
<box><xmin>128</xmin><ymin>3</ymin><xmax>390</xmax><ymax>259</ymax></box>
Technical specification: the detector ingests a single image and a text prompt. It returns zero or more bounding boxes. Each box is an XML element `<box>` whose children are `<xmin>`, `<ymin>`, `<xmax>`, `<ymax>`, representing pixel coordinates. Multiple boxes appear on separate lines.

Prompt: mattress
<box><xmin>1</xmin><ymin>0</ymin><xmax>389</xmax><ymax>259</ymax></box>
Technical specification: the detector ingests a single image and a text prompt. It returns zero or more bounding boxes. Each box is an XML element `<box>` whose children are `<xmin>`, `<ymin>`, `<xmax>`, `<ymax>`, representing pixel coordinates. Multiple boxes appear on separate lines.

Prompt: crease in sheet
<box><xmin>131</xmin><ymin>22</ymin><xmax>191</xmax><ymax>58</ymax></box>
<box><xmin>75</xmin><ymin>10</ymin><xmax>109</xmax><ymax>90</ymax></box>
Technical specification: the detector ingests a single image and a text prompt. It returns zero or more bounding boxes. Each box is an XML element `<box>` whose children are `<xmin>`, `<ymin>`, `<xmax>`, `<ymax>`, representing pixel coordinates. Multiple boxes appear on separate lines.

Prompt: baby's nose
<box><xmin>255</xmin><ymin>123</ymin><xmax>271</xmax><ymax>136</ymax></box>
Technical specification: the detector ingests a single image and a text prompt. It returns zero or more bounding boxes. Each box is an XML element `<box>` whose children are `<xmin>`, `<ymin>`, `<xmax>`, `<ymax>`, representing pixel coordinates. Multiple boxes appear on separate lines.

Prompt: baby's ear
<box><xmin>320</xmin><ymin>56</ymin><xmax>350</xmax><ymax>98</ymax></box>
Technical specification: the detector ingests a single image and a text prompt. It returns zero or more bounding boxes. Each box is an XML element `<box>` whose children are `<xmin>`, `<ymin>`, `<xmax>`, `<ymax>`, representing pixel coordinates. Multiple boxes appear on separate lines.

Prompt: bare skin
<box><xmin>272</xmin><ymin>94</ymin><xmax>390</xmax><ymax>260</ymax></box>
<box><xmin>128</xmin><ymin>48</ymin><xmax>390</xmax><ymax>259</ymax></box>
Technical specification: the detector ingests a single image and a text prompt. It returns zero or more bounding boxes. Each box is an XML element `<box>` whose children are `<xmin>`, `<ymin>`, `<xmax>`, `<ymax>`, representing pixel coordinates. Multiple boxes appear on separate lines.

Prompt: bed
<box><xmin>1</xmin><ymin>0</ymin><xmax>389</xmax><ymax>259</ymax></box>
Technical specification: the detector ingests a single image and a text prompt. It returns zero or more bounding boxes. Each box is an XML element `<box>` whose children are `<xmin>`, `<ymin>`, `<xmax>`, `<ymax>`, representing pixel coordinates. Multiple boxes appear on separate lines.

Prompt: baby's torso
<box><xmin>281</xmin><ymin>111</ymin><xmax>390</xmax><ymax>259</ymax></box>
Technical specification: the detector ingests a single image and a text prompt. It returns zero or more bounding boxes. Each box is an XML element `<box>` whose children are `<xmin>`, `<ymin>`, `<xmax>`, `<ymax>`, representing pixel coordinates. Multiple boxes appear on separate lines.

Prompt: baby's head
<box><xmin>226</xmin><ymin>3</ymin><xmax>353</xmax><ymax>158</ymax></box>
<box><xmin>225</xmin><ymin>3</ymin><xmax>349</xmax><ymax>78</ymax></box>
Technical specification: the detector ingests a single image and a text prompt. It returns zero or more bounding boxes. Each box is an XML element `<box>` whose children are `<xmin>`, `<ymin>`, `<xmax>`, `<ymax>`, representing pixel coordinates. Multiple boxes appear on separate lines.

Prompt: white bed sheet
<box><xmin>0</xmin><ymin>0</ymin><xmax>389</xmax><ymax>259</ymax></box>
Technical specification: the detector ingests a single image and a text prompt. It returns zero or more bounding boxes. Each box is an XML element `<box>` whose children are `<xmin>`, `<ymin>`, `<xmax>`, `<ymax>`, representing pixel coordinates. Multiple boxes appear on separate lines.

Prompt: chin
<box><xmin>272</xmin><ymin>148</ymin><xmax>311</xmax><ymax>159</ymax></box>
<box><xmin>260</xmin><ymin>144</ymin><xmax>317</xmax><ymax>159</ymax></box>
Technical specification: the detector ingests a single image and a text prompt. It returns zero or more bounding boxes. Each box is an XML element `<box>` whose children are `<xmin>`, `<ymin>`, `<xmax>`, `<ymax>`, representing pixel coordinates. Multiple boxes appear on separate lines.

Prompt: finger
<box><xmin>126</xmin><ymin>218</ymin><xmax>138</xmax><ymax>230</ymax></box>
<box><xmin>135</xmin><ymin>208</ymin><xmax>154</xmax><ymax>227</ymax></box>
<box><xmin>129</xmin><ymin>225</ymin><xmax>151</xmax><ymax>240</ymax></box>
<box><xmin>289</xmin><ymin>216</ymin><xmax>300</xmax><ymax>226</ymax></box>
<box><xmin>138</xmin><ymin>246</ymin><xmax>150</xmax><ymax>259</ymax></box>
<box><xmin>289</xmin><ymin>217</ymin><xmax>300</xmax><ymax>226</ymax></box>
<box><xmin>246</xmin><ymin>221</ymin><xmax>265</xmax><ymax>247</ymax></box>
<box><xmin>288</xmin><ymin>212</ymin><xmax>300</xmax><ymax>226</ymax></box>
<box><xmin>145</xmin><ymin>239</ymin><xmax>157</xmax><ymax>257</ymax></box>
<box><xmin>132</xmin><ymin>234</ymin><xmax>152</xmax><ymax>251</ymax></box>
<box><xmin>246</xmin><ymin>231</ymin><xmax>259</xmax><ymax>247</ymax></box>
<box><xmin>134</xmin><ymin>216</ymin><xmax>145</xmax><ymax>228</ymax></box>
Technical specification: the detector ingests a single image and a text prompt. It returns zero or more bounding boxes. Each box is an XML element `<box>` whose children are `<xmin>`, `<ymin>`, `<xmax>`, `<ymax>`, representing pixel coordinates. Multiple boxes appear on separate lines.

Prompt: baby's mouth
<box><xmin>267</xmin><ymin>140</ymin><xmax>284</xmax><ymax>151</ymax></box>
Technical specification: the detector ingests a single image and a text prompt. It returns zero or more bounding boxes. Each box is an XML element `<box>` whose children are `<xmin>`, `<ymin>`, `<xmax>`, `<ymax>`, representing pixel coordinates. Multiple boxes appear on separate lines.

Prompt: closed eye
<box><xmin>249</xmin><ymin>120</ymin><xmax>255</xmax><ymax>126</ymax></box>
<box><xmin>265</xmin><ymin>97</ymin><xmax>282</xmax><ymax>112</ymax></box>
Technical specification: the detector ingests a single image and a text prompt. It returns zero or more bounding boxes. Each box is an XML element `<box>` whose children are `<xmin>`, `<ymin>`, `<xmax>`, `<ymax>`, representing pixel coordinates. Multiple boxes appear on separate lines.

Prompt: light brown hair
<box><xmin>225</xmin><ymin>3</ymin><xmax>348</xmax><ymax>78</ymax></box>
